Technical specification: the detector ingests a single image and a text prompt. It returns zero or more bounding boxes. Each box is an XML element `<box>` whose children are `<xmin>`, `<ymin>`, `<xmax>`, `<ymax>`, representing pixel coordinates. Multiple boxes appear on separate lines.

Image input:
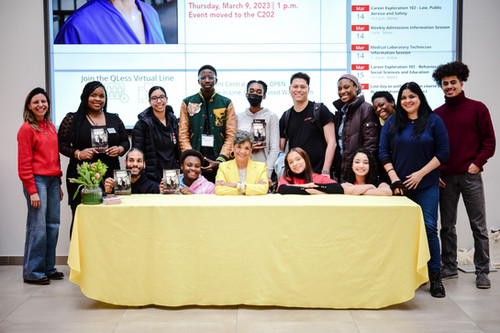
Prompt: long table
<box><xmin>68</xmin><ymin>194</ymin><xmax>430</xmax><ymax>309</ymax></box>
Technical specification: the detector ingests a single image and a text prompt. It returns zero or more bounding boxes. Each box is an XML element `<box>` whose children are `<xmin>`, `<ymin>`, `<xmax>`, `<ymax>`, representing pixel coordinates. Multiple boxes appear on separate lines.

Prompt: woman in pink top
<box><xmin>179</xmin><ymin>149</ymin><xmax>215</xmax><ymax>194</ymax></box>
<box><xmin>278</xmin><ymin>147</ymin><xmax>343</xmax><ymax>195</ymax></box>
<box><xmin>17</xmin><ymin>88</ymin><xmax>64</xmax><ymax>285</ymax></box>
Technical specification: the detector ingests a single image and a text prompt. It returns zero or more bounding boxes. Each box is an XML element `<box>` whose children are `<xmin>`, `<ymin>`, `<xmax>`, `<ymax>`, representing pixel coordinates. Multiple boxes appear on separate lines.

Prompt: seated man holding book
<box><xmin>104</xmin><ymin>148</ymin><xmax>159</xmax><ymax>194</ymax></box>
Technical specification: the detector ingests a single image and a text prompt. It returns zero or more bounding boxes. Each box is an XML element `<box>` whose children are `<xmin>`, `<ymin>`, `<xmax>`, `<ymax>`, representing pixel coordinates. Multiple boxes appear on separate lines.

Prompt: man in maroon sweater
<box><xmin>432</xmin><ymin>61</ymin><xmax>496</xmax><ymax>289</ymax></box>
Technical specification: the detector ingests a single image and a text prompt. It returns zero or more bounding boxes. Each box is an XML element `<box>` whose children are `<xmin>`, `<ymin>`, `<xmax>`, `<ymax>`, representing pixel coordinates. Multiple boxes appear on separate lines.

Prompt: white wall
<box><xmin>0</xmin><ymin>0</ymin><xmax>72</xmax><ymax>257</ymax></box>
<box><xmin>455</xmin><ymin>0</ymin><xmax>500</xmax><ymax>248</ymax></box>
<box><xmin>1</xmin><ymin>0</ymin><xmax>499</xmax><ymax>257</ymax></box>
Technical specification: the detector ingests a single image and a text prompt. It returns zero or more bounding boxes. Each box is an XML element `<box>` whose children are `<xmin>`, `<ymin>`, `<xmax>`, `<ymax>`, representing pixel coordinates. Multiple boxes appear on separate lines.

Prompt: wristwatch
<box><xmin>237</xmin><ymin>182</ymin><xmax>246</xmax><ymax>195</ymax></box>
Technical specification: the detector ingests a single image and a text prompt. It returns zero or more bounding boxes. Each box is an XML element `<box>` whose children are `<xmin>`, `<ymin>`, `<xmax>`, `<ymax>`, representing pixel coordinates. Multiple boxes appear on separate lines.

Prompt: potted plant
<box><xmin>69</xmin><ymin>160</ymin><xmax>108</xmax><ymax>205</ymax></box>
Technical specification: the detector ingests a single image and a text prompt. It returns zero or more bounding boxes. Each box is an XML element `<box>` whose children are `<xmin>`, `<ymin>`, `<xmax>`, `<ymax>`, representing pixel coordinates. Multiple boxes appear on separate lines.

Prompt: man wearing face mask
<box><xmin>237</xmin><ymin>80</ymin><xmax>280</xmax><ymax>179</ymax></box>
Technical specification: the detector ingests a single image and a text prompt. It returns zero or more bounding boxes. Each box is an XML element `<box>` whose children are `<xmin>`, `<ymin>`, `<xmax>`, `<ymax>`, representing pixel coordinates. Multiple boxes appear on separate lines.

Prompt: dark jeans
<box><xmin>409</xmin><ymin>184</ymin><xmax>441</xmax><ymax>272</ymax></box>
<box><xmin>440</xmin><ymin>172</ymin><xmax>490</xmax><ymax>274</ymax></box>
<box><xmin>22</xmin><ymin>175</ymin><xmax>61</xmax><ymax>280</ymax></box>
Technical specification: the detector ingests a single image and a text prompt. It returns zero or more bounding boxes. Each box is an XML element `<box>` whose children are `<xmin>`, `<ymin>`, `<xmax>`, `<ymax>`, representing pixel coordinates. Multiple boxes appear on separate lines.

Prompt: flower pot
<box><xmin>81</xmin><ymin>185</ymin><xmax>103</xmax><ymax>205</ymax></box>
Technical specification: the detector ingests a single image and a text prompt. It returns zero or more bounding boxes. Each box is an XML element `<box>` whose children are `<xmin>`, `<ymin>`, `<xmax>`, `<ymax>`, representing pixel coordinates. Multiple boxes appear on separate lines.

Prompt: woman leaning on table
<box><xmin>17</xmin><ymin>88</ymin><xmax>64</xmax><ymax>285</ymax></box>
<box><xmin>341</xmin><ymin>148</ymin><xmax>392</xmax><ymax>196</ymax></box>
<box><xmin>58</xmin><ymin>81</ymin><xmax>130</xmax><ymax>226</ymax></box>
<box><xmin>379</xmin><ymin>81</ymin><xmax>449</xmax><ymax>298</ymax></box>
<box><xmin>132</xmin><ymin>86</ymin><xmax>180</xmax><ymax>183</ymax></box>
<box><xmin>277</xmin><ymin>147</ymin><xmax>344</xmax><ymax>195</ymax></box>
<box><xmin>215</xmin><ymin>130</ymin><xmax>268</xmax><ymax>195</ymax></box>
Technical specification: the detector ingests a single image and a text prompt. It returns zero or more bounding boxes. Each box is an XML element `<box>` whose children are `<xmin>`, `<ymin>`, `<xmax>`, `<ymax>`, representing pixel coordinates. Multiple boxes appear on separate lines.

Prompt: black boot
<box><xmin>429</xmin><ymin>271</ymin><xmax>446</xmax><ymax>298</ymax></box>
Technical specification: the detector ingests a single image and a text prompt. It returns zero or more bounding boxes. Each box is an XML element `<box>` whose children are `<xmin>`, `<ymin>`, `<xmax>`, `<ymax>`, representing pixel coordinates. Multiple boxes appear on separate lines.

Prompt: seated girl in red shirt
<box><xmin>278</xmin><ymin>148</ymin><xmax>343</xmax><ymax>195</ymax></box>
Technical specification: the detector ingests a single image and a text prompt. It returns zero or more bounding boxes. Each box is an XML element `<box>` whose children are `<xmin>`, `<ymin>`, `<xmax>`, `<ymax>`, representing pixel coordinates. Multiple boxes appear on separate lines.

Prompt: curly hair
<box><xmin>180</xmin><ymin>149</ymin><xmax>204</xmax><ymax>165</ymax></box>
<box><xmin>371</xmin><ymin>91</ymin><xmax>395</xmax><ymax>104</ymax></box>
<box><xmin>432</xmin><ymin>61</ymin><xmax>469</xmax><ymax>86</ymax></box>
<box><xmin>344</xmin><ymin>148</ymin><xmax>379</xmax><ymax>185</ymax></box>
<box><xmin>233</xmin><ymin>130</ymin><xmax>254</xmax><ymax>147</ymax></box>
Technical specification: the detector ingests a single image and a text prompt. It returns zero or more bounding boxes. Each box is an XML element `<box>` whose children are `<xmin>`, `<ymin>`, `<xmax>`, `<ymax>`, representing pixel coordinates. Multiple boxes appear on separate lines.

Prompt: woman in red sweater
<box><xmin>17</xmin><ymin>88</ymin><xmax>63</xmax><ymax>285</ymax></box>
<box><xmin>278</xmin><ymin>147</ymin><xmax>343</xmax><ymax>194</ymax></box>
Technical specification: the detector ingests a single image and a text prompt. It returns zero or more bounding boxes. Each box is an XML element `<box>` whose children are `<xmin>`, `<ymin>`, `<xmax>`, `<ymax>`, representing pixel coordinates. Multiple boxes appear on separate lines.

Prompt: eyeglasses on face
<box><xmin>199</xmin><ymin>76</ymin><xmax>216</xmax><ymax>81</ymax></box>
<box><xmin>150</xmin><ymin>95</ymin><xmax>166</xmax><ymax>102</ymax></box>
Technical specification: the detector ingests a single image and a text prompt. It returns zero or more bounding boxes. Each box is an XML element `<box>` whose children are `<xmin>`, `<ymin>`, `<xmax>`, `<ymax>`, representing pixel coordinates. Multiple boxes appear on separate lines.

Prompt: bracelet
<box><xmin>77</xmin><ymin>150</ymin><xmax>81</xmax><ymax>160</ymax></box>
<box><xmin>321</xmin><ymin>170</ymin><xmax>330</xmax><ymax>175</ymax></box>
<box><xmin>387</xmin><ymin>168</ymin><xmax>394</xmax><ymax>173</ymax></box>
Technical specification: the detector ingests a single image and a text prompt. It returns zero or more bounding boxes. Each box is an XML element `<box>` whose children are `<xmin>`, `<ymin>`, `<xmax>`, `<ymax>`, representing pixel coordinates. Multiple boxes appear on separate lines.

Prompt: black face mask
<box><xmin>247</xmin><ymin>94</ymin><xmax>263</xmax><ymax>107</ymax></box>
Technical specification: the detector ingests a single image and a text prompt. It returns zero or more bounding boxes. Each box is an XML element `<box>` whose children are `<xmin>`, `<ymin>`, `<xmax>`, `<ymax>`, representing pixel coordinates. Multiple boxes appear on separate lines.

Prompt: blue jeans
<box><xmin>409</xmin><ymin>184</ymin><xmax>441</xmax><ymax>272</ymax></box>
<box><xmin>22</xmin><ymin>175</ymin><xmax>61</xmax><ymax>280</ymax></box>
<box><xmin>440</xmin><ymin>173</ymin><xmax>489</xmax><ymax>274</ymax></box>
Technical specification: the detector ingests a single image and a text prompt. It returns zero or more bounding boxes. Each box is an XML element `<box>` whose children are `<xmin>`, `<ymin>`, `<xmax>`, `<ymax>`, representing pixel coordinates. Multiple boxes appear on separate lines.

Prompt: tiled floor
<box><xmin>0</xmin><ymin>265</ymin><xmax>498</xmax><ymax>333</ymax></box>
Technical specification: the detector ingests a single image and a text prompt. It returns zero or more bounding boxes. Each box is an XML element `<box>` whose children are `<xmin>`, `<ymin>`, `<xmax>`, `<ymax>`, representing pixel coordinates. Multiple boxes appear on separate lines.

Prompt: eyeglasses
<box><xmin>150</xmin><ymin>95</ymin><xmax>166</xmax><ymax>102</ymax></box>
<box><xmin>199</xmin><ymin>76</ymin><xmax>216</xmax><ymax>81</ymax></box>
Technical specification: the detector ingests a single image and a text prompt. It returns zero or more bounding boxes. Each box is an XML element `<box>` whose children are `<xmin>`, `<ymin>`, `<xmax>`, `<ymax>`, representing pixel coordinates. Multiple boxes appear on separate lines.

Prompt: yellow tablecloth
<box><xmin>68</xmin><ymin>194</ymin><xmax>430</xmax><ymax>309</ymax></box>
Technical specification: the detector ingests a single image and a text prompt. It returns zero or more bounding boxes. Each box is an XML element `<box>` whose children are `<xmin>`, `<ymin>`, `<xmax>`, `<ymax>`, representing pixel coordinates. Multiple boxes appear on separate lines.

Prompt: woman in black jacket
<box><xmin>332</xmin><ymin>74</ymin><xmax>380</xmax><ymax>181</ymax></box>
<box><xmin>132</xmin><ymin>86</ymin><xmax>180</xmax><ymax>183</ymax></box>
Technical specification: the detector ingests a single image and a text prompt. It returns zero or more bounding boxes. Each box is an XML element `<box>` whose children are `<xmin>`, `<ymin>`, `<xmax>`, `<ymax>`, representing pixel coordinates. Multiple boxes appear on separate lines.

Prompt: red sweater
<box><xmin>278</xmin><ymin>173</ymin><xmax>335</xmax><ymax>187</ymax></box>
<box><xmin>17</xmin><ymin>121</ymin><xmax>62</xmax><ymax>195</ymax></box>
<box><xmin>434</xmin><ymin>91</ymin><xmax>496</xmax><ymax>175</ymax></box>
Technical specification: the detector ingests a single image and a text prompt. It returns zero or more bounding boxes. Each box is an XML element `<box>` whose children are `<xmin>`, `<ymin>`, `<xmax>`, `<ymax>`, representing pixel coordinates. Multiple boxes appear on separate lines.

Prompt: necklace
<box><xmin>87</xmin><ymin>114</ymin><xmax>97</xmax><ymax>126</ymax></box>
<box><xmin>87</xmin><ymin>112</ymin><xmax>104</xmax><ymax>126</ymax></box>
<box><xmin>238</xmin><ymin>168</ymin><xmax>247</xmax><ymax>183</ymax></box>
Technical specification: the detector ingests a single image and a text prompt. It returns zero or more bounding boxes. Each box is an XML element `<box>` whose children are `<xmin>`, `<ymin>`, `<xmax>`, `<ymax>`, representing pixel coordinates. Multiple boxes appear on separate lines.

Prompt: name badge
<box><xmin>107</xmin><ymin>128</ymin><xmax>117</xmax><ymax>134</ymax></box>
<box><xmin>202</xmin><ymin>134</ymin><xmax>214</xmax><ymax>147</ymax></box>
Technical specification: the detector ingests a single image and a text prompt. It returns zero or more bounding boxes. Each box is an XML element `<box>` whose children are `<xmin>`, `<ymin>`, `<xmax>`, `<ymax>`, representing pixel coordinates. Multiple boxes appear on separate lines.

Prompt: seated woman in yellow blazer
<box><xmin>215</xmin><ymin>130</ymin><xmax>269</xmax><ymax>195</ymax></box>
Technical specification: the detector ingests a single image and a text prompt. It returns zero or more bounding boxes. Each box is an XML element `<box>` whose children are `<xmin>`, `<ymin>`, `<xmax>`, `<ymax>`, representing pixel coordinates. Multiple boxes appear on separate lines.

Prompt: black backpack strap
<box><xmin>282</xmin><ymin>107</ymin><xmax>293</xmax><ymax>139</ymax></box>
<box><xmin>311</xmin><ymin>102</ymin><xmax>323</xmax><ymax>132</ymax></box>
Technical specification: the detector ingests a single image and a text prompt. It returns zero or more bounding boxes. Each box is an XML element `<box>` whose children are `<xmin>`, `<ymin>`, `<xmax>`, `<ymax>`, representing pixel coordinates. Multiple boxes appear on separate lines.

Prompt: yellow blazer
<box><xmin>215</xmin><ymin>159</ymin><xmax>269</xmax><ymax>195</ymax></box>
